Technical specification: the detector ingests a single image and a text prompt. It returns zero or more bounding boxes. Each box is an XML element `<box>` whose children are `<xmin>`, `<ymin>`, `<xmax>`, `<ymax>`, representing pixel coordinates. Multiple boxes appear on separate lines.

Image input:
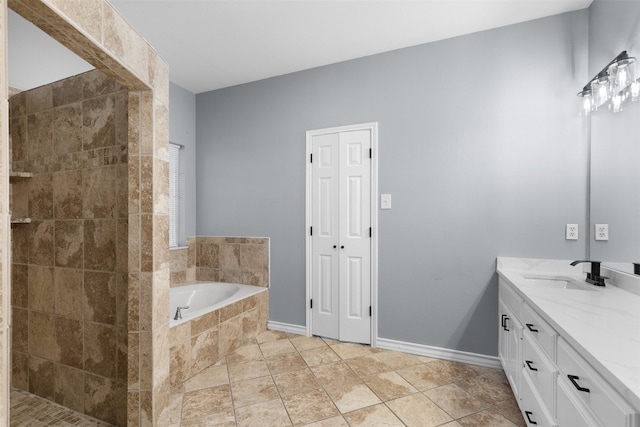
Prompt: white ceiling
<box><xmin>9</xmin><ymin>0</ymin><xmax>592</xmax><ymax>94</ymax></box>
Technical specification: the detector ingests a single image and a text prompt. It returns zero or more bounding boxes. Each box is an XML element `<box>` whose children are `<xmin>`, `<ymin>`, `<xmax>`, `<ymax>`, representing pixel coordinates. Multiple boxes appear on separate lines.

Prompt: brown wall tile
<box><xmin>28</xmin><ymin>265</ymin><xmax>54</xmax><ymax>313</ymax></box>
<box><xmin>29</xmin><ymin>356</ymin><xmax>55</xmax><ymax>400</ymax></box>
<box><xmin>84</xmin><ymin>271</ymin><xmax>116</xmax><ymax>324</ymax></box>
<box><xmin>54</xmin><ymin>268</ymin><xmax>83</xmax><ymax>319</ymax></box>
<box><xmin>52</xmin><ymin>102</ymin><xmax>82</xmax><ymax>154</ymax></box>
<box><xmin>84</xmin><ymin>373</ymin><xmax>118</xmax><ymax>425</ymax></box>
<box><xmin>54</xmin><ymin>364</ymin><xmax>84</xmax><ymax>413</ymax></box>
<box><xmin>84</xmin><ymin>322</ymin><xmax>117</xmax><ymax>378</ymax></box>
<box><xmin>28</xmin><ymin>311</ymin><xmax>58</xmax><ymax>361</ymax></box>
<box><xmin>54</xmin><ymin>317</ymin><xmax>83</xmax><ymax>369</ymax></box>
<box><xmin>52</xmin><ymin>77</ymin><xmax>83</xmax><ymax>107</ymax></box>
<box><xmin>53</xmin><ymin>170</ymin><xmax>82</xmax><ymax>219</ymax></box>
<box><xmin>54</xmin><ymin>220</ymin><xmax>83</xmax><ymax>268</ymax></box>
<box><xmin>12</xmin><ymin>351</ymin><xmax>29</xmax><ymax>390</ymax></box>
<box><xmin>29</xmin><ymin>220</ymin><xmax>55</xmax><ymax>266</ymax></box>
<box><xmin>82</xmin><ymin>94</ymin><xmax>116</xmax><ymax>151</ymax></box>
<box><xmin>27</xmin><ymin>111</ymin><xmax>53</xmax><ymax>159</ymax></box>
<box><xmin>25</xmin><ymin>85</ymin><xmax>53</xmax><ymax>114</ymax></box>
<box><xmin>84</xmin><ymin>219</ymin><xmax>116</xmax><ymax>271</ymax></box>
<box><xmin>82</xmin><ymin>165</ymin><xmax>116</xmax><ymax>218</ymax></box>
<box><xmin>12</xmin><ymin>308</ymin><xmax>29</xmax><ymax>353</ymax></box>
<box><xmin>11</xmin><ymin>264</ymin><xmax>29</xmax><ymax>308</ymax></box>
<box><xmin>28</xmin><ymin>173</ymin><xmax>53</xmax><ymax>219</ymax></box>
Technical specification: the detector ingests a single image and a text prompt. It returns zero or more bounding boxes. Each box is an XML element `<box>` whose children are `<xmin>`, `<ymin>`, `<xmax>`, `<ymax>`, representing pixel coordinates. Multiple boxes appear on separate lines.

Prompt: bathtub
<box><xmin>169</xmin><ymin>282</ymin><xmax>266</xmax><ymax>327</ymax></box>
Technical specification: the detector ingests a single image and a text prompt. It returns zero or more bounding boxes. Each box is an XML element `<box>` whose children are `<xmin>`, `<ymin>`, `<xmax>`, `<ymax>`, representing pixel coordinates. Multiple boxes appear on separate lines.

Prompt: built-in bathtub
<box><xmin>168</xmin><ymin>281</ymin><xmax>269</xmax><ymax>389</ymax></box>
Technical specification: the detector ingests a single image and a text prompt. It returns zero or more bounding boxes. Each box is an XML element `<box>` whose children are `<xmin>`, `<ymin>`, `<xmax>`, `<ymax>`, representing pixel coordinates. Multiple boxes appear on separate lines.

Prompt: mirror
<box><xmin>590</xmin><ymin>98</ymin><xmax>640</xmax><ymax>274</ymax></box>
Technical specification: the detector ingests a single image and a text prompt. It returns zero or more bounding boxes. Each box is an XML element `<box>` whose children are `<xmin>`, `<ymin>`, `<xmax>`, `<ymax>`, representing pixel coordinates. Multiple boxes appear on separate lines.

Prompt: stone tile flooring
<box><xmin>10</xmin><ymin>331</ymin><xmax>526</xmax><ymax>427</ymax></box>
<box><xmin>10</xmin><ymin>388</ymin><xmax>114</xmax><ymax>426</ymax></box>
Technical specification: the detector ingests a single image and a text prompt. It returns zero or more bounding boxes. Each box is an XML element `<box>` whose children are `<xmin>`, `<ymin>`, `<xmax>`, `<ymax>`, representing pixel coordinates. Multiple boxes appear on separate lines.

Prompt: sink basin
<box><xmin>521</xmin><ymin>275</ymin><xmax>597</xmax><ymax>291</ymax></box>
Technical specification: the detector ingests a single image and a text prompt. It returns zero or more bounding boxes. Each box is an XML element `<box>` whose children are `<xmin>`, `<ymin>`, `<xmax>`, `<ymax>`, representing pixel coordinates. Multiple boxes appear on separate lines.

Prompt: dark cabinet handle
<box><xmin>524</xmin><ymin>411</ymin><xmax>537</xmax><ymax>425</ymax></box>
<box><xmin>341</xmin><ymin>245</ymin><xmax>344</xmax><ymax>249</ymax></box>
<box><xmin>525</xmin><ymin>360</ymin><xmax>538</xmax><ymax>371</ymax></box>
<box><xmin>501</xmin><ymin>314</ymin><xmax>507</xmax><ymax>328</ymax></box>
<box><xmin>526</xmin><ymin>323</ymin><xmax>538</xmax><ymax>333</ymax></box>
<box><xmin>568</xmin><ymin>375</ymin><xmax>590</xmax><ymax>393</ymax></box>
<box><xmin>333</xmin><ymin>245</ymin><xmax>337</xmax><ymax>248</ymax></box>
<box><xmin>503</xmin><ymin>316</ymin><xmax>509</xmax><ymax>331</ymax></box>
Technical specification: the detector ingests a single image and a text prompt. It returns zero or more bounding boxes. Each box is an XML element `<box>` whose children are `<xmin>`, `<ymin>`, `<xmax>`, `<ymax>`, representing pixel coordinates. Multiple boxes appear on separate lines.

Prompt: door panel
<box><xmin>311</xmin><ymin>133</ymin><xmax>339</xmax><ymax>339</ymax></box>
<box><xmin>310</xmin><ymin>128</ymin><xmax>371</xmax><ymax>344</ymax></box>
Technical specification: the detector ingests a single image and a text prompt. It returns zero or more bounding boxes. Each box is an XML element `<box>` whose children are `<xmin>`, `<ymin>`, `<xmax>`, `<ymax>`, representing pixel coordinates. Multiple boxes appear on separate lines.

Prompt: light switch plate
<box><xmin>380</xmin><ymin>194</ymin><xmax>392</xmax><ymax>209</ymax></box>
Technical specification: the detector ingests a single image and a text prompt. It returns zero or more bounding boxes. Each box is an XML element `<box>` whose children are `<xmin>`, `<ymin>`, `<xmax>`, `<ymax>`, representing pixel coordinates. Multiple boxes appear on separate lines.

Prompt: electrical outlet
<box><xmin>566</xmin><ymin>224</ymin><xmax>578</xmax><ymax>240</ymax></box>
<box><xmin>595</xmin><ymin>224</ymin><xmax>609</xmax><ymax>241</ymax></box>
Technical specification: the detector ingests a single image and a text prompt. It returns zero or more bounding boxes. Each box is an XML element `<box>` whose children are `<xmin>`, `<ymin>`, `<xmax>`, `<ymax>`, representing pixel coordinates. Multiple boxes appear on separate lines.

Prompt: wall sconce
<box><xmin>578</xmin><ymin>50</ymin><xmax>638</xmax><ymax>115</ymax></box>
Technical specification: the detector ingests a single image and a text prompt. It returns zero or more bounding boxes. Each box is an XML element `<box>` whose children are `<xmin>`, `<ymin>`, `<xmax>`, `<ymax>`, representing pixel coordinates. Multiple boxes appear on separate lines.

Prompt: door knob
<box><xmin>341</xmin><ymin>245</ymin><xmax>345</xmax><ymax>249</ymax></box>
<box><xmin>333</xmin><ymin>245</ymin><xmax>337</xmax><ymax>249</ymax></box>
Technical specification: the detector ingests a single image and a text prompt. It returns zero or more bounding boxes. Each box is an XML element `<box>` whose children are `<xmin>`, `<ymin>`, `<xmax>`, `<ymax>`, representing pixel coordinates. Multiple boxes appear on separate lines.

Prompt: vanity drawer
<box><xmin>522</xmin><ymin>334</ymin><xmax>556</xmax><ymax>416</ymax></box>
<box><xmin>523</xmin><ymin>303</ymin><xmax>556</xmax><ymax>361</ymax></box>
<box><xmin>521</xmin><ymin>370</ymin><xmax>556</xmax><ymax>427</ymax></box>
<box><xmin>499</xmin><ymin>279</ymin><xmax>523</xmax><ymax>320</ymax></box>
<box><xmin>557</xmin><ymin>338</ymin><xmax>638</xmax><ymax>427</ymax></box>
<box><xmin>557</xmin><ymin>376</ymin><xmax>599</xmax><ymax>427</ymax></box>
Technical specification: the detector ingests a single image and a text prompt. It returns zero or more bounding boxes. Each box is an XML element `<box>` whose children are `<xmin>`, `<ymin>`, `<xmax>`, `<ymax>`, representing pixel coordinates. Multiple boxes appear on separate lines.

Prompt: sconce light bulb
<box><xmin>611</xmin><ymin>93</ymin><xmax>623</xmax><ymax>112</ymax></box>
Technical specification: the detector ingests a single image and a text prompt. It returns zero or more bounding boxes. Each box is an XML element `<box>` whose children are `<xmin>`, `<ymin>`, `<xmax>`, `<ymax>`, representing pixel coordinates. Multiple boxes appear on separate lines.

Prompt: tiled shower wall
<box><xmin>9</xmin><ymin>70</ymin><xmax>128</xmax><ymax>425</ymax></box>
<box><xmin>169</xmin><ymin>237</ymin><xmax>270</xmax><ymax>288</ymax></box>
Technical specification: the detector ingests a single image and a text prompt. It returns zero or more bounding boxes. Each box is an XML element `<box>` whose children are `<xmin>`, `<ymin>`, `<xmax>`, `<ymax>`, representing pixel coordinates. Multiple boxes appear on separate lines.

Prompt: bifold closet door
<box><xmin>311</xmin><ymin>130</ymin><xmax>371</xmax><ymax>344</ymax></box>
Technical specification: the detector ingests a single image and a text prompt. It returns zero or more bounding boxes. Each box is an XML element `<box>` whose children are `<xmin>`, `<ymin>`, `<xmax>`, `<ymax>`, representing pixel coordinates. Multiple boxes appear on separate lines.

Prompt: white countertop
<box><xmin>497</xmin><ymin>257</ymin><xmax>640</xmax><ymax>410</ymax></box>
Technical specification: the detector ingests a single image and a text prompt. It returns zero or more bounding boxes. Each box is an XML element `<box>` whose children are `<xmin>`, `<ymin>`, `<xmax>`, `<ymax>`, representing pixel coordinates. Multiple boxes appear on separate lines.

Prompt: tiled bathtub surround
<box><xmin>169</xmin><ymin>289</ymin><xmax>269</xmax><ymax>392</ymax></box>
<box><xmin>169</xmin><ymin>237</ymin><xmax>270</xmax><ymax>288</ymax></box>
<box><xmin>10</xmin><ymin>70</ymin><xmax>128</xmax><ymax>425</ymax></box>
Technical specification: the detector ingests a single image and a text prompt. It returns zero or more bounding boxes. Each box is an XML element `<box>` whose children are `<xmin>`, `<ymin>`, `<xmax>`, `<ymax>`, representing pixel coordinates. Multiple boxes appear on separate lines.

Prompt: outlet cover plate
<box><xmin>566</xmin><ymin>224</ymin><xmax>578</xmax><ymax>240</ymax></box>
<box><xmin>595</xmin><ymin>224</ymin><xmax>609</xmax><ymax>241</ymax></box>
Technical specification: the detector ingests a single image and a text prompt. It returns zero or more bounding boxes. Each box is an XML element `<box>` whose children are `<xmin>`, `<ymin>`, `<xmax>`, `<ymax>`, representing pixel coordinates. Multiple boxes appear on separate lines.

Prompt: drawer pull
<box><xmin>524</xmin><ymin>411</ymin><xmax>538</xmax><ymax>425</ymax></box>
<box><xmin>568</xmin><ymin>374</ymin><xmax>590</xmax><ymax>393</ymax></box>
<box><xmin>526</xmin><ymin>323</ymin><xmax>538</xmax><ymax>332</ymax></box>
<box><xmin>501</xmin><ymin>314</ymin><xmax>507</xmax><ymax>328</ymax></box>
<box><xmin>503</xmin><ymin>316</ymin><xmax>509</xmax><ymax>332</ymax></box>
<box><xmin>525</xmin><ymin>360</ymin><xmax>538</xmax><ymax>371</ymax></box>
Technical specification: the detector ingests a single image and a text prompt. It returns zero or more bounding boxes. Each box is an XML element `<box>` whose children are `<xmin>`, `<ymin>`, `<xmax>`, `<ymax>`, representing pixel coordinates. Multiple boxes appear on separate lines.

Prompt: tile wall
<box><xmin>169</xmin><ymin>237</ymin><xmax>269</xmax><ymax>288</ymax></box>
<box><xmin>9</xmin><ymin>70</ymin><xmax>128</xmax><ymax>425</ymax></box>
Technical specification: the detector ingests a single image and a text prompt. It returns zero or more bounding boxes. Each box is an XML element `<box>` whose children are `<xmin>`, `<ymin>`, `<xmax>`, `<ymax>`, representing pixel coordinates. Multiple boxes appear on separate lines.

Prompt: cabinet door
<box><xmin>506</xmin><ymin>309</ymin><xmax>522</xmax><ymax>399</ymax></box>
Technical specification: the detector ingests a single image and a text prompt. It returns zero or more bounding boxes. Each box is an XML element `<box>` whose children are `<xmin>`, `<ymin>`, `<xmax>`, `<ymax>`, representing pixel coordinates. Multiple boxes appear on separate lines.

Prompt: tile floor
<box><xmin>10</xmin><ymin>388</ymin><xmax>114</xmax><ymax>426</ymax></box>
<box><xmin>10</xmin><ymin>330</ymin><xmax>526</xmax><ymax>427</ymax></box>
<box><xmin>168</xmin><ymin>331</ymin><xmax>526</xmax><ymax>427</ymax></box>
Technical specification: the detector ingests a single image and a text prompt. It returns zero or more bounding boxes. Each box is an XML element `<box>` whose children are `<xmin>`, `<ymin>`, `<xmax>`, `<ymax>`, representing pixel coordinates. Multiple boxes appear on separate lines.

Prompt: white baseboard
<box><xmin>267</xmin><ymin>321</ymin><xmax>306</xmax><ymax>336</ymax></box>
<box><xmin>376</xmin><ymin>337</ymin><xmax>501</xmax><ymax>369</ymax></box>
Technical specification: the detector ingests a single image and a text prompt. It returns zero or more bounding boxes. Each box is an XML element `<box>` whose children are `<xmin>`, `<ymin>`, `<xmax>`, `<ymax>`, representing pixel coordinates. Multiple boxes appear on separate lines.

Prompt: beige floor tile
<box><xmin>226</xmin><ymin>343</ymin><xmax>264</xmax><ymax>365</ymax></box>
<box><xmin>266</xmin><ymin>352</ymin><xmax>307</xmax><ymax>375</ymax></box>
<box><xmin>331</xmin><ymin>342</ymin><xmax>373</xmax><ymax>359</ymax></box>
<box><xmin>235</xmin><ymin>398</ymin><xmax>292</xmax><ymax>427</ymax></box>
<box><xmin>374</xmin><ymin>350</ymin><xmax>423</xmax><ymax>369</ymax></box>
<box><xmin>179</xmin><ymin>416</ymin><xmax>236</xmax><ymax>427</ymax></box>
<box><xmin>343</xmin><ymin>403</ymin><xmax>405</xmax><ymax>426</ymax></box>
<box><xmin>492</xmin><ymin>396</ymin><xmax>527</xmax><ymax>427</ymax></box>
<box><xmin>396</xmin><ymin>363</ymin><xmax>451</xmax><ymax>391</ymax></box>
<box><xmin>362</xmin><ymin>371</ymin><xmax>418</xmax><ymax>402</ymax></box>
<box><xmin>230</xmin><ymin>375</ymin><xmax>279</xmax><ymax>408</ymax></box>
<box><xmin>255</xmin><ymin>330</ymin><xmax>297</xmax><ymax>343</ymax></box>
<box><xmin>427</xmin><ymin>359</ymin><xmax>485</xmax><ymax>382</ymax></box>
<box><xmin>273</xmin><ymin>368</ymin><xmax>321</xmax><ymax>397</ymax></box>
<box><xmin>299</xmin><ymin>346</ymin><xmax>340</xmax><ymax>367</ymax></box>
<box><xmin>184</xmin><ymin>364</ymin><xmax>229</xmax><ymax>392</ymax></box>
<box><xmin>181</xmin><ymin>384</ymin><xmax>234</xmax><ymax>422</ymax></box>
<box><xmin>346</xmin><ymin>355</ymin><xmax>392</xmax><ymax>377</ymax></box>
<box><xmin>457</xmin><ymin>409</ymin><xmax>519</xmax><ymax>427</ymax></box>
<box><xmin>228</xmin><ymin>359</ymin><xmax>270</xmax><ymax>383</ymax></box>
<box><xmin>259</xmin><ymin>338</ymin><xmax>297</xmax><ymax>358</ymax></box>
<box><xmin>282</xmin><ymin>389</ymin><xmax>340</xmax><ymax>426</ymax></box>
<box><xmin>416</xmin><ymin>355</ymin><xmax>440</xmax><ymax>363</ymax></box>
<box><xmin>325</xmin><ymin>382</ymin><xmax>381</xmax><ymax>413</ymax></box>
<box><xmin>302</xmin><ymin>415</ymin><xmax>349</xmax><ymax>426</ymax></box>
<box><xmin>322</xmin><ymin>337</ymin><xmax>341</xmax><ymax>346</ymax></box>
<box><xmin>423</xmin><ymin>383</ymin><xmax>490</xmax><ymax>419</ymax></box>
<box><xmin>440</xmin><ymin>422</ymin><xmax>464</xmax><ymax>427</ymax></box>
<box><xmin>455</xmin><ymin>373</ymin><xmax>514</xmax><ymax>405</ymax></box>
<box><xmin>387</xmin><ymin>393</ymin><xmax>453</xmax><ymax>427</ymax></box>
<box><xmin>310</xmin><ymin>361</ymin><xmax>360</xmax><ymax>388</ymax></box>
<box><xmin>289</xmin><ymin>335</ymin><xmax>327</xmax><ymax>352</ymax></box>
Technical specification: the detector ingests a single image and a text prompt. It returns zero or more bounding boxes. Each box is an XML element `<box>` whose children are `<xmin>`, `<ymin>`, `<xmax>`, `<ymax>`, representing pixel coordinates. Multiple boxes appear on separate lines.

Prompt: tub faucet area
<box><xmin>174</xmin><ymin>306</ymin><xmax>190</xmax><ymax>320</ymax></box>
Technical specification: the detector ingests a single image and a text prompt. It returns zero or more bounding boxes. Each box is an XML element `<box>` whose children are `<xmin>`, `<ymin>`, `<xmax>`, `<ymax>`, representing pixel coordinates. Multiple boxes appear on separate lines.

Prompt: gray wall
<box><xmin>588</xmin><ymin>0</ymin><xmax>640</xmax><ymax>263</ymax></box>
<box><xmin>169</xmin><ymin>82</ymin><xmax>197</xmax><ymax>243</ymax></box>
<box><xmin>195</xmin><ymin>11</ymin><xmax>589</xmax><ymax>357</ymax></box>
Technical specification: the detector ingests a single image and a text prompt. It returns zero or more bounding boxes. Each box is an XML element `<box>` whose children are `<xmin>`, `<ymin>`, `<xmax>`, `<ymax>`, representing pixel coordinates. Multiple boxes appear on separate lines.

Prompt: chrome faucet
<box><xmin>174</xmin><ymin>306</ymin><xmax>190</xmax><ymax>320</ymax></box>
<box><xmin>570</xmin><ymin>260</ymin><xmax>607</xmax><ymax>286</ymax></box>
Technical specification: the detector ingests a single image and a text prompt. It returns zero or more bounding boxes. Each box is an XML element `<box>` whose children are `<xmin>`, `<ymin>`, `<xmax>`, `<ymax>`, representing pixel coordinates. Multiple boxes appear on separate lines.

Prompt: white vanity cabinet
<box><xmin>498</xmin><ymin>276</ymin><xmax>640</xmax><ymax>427</ymax></box>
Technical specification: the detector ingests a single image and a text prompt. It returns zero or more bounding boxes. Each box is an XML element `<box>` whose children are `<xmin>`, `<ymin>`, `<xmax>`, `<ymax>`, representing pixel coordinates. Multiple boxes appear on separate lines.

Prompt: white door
<box><xmin>309</xmin><ymin>128</ymin><xmax>372</xmax><ymax>344</ymax></box>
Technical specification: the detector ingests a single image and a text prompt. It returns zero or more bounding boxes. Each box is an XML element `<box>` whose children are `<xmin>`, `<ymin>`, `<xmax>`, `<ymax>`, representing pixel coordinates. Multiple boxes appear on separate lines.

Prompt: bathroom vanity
<box><xmin>497</xmin><ymin>258</ymin><xmax>640</xmax><ymax>426</ymax></box>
